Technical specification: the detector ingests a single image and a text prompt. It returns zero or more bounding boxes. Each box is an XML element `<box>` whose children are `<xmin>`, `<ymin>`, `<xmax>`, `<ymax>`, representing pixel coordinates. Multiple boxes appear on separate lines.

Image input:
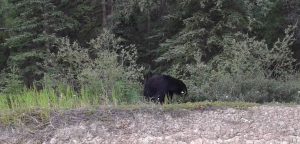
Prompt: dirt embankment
<box><xmin>1</xmin><ymin>105</ymin><xmax>300</xmax><ymax>144</ymax></box>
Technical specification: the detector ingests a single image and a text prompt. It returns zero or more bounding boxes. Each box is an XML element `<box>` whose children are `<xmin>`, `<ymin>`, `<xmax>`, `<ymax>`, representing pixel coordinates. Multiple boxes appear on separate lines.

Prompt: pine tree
<box><xmin>111</xmin><ymin>0</ymin><xmax>171</xmax><ymax>72</ymax></box>
<box><xmin>0</xmin><ymin>0</ymin><xmax>10</xmax><ymax>71</ymax></box>
<box><xmin>4</xmin><ymin>0</ymin><xmax>77</xmax><ymax>88</ymax></box>
<box><xmin>156</xmin><ymin>0</ymin><xmax>277</xmax><ymax>73</ymax></box>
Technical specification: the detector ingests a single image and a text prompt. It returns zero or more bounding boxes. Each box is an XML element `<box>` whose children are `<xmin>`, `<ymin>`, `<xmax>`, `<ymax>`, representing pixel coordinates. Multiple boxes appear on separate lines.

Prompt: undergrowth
<box><xmin>0</xmin><ymin>79</ymin><xmax>257</xmax><ymax>127</ymax></box>
<box><xmin>0</xmin><ymin>84</ymin><xmax>135</xmax><ymax>111</ymax></box>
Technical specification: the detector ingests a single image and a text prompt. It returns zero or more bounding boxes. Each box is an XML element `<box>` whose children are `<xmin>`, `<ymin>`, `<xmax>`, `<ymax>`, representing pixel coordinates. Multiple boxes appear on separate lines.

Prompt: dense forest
<box><xmin>0</xmin><ymin>0</ymin><xmax>300</xmax><ymax>105</ymax></box>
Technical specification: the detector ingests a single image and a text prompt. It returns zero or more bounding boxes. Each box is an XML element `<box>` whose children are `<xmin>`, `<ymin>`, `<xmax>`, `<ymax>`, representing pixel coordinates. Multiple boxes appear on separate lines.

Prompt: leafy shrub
<box><xmin>44</xmin><ymin>29</ymin><xmax>144</xmax><ymax>105</ymax></box>
<box><xmin>175</xmin><ymin>24</ymin><xmax>300</xmax><ymax>103</ymax></box>
<box><xmin>0</xmin><ymin>65</ymin><xmax>23</xmax><ymax>94</ymax></box>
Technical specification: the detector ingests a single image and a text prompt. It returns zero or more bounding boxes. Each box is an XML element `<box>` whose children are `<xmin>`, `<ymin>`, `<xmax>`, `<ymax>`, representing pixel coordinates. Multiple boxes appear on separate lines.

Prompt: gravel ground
<box><xmin>1</xmin><ymin>105</ymin><xmax>300</xmax><ymax>144</ymax></box>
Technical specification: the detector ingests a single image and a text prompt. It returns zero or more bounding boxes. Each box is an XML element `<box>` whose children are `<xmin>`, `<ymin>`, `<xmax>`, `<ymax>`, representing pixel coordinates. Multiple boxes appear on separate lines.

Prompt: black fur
<box><xmin>143</xmin><ymin>74</ymin><xmax>187</xmax><ymax>104</ymax></box>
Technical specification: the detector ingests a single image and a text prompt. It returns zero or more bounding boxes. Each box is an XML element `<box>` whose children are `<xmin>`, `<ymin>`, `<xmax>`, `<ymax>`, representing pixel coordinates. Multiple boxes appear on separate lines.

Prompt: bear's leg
<box><xmin>167</xmin><ymin>92</ymin><xmax>174</xmax><ymax>102</ymax></box>
<box><xmin>146</xmin><ymin>92</ymin><xmax>160</xmax><ymax>103</ymax></box>
<box><xmin>158</xmin><ymin>96</ymin><xmax>165</xmax><ymax>104</ymax></box>
<box><xmin>157</xmin><ymin>91</ymin><xmax>166</xmax><ymax>104</ymax></box>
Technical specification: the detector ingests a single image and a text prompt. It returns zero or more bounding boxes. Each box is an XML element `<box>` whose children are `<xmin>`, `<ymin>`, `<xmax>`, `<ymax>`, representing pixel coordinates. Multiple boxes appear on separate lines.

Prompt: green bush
<box><xmin>200</xmin><ymin>74</ymin><xmax>300</xmax><ymax>103</ymax></box>
<box><xmin>0</xmin><ymin>65</ymin><xmax>23</xmax><ymax>94</ymax></box>
<box><xmin>176</xmin><ymin>25</ymin><xmax>300</xmax><ymax>103</ymax></box>
<box><xmin>44</xmin><ymin>29</ymin><xmax>144</xmax><ymax>105</ymax></box>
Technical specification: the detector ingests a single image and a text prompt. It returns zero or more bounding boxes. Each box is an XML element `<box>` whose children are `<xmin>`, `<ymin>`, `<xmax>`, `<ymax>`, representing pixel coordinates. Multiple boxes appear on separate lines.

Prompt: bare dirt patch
<box><xmin>1</xmin><ymin>105</ymin><xmax>300</xmax><ymax>144</ymax></box>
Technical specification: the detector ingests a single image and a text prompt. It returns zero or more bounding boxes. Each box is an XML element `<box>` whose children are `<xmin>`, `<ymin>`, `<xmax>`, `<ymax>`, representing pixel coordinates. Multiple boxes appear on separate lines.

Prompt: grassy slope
<box><xmin>0</xmin><ymin>101</ymin><xmax>258</xmax><ymax>126</ymax></box>
<box><xmin>4</xmin><ymin>87</ymin><xmax>298</xmax><ymax>127</ymax></box>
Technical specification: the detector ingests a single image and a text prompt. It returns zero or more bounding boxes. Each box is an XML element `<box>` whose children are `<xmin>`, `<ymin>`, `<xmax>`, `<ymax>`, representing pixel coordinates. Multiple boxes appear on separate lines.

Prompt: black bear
<box><xmin>143</xmin><ymin>74</ymin><xmax>187</xmax><ymax>104</ymax></box>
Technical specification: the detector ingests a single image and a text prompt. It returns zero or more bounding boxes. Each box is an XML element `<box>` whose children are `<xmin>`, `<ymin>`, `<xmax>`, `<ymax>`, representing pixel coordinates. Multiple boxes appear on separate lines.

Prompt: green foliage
<box><xmin>0</xmin><ymin>0</ymin><xmax>11</xmax><ymax>71</ymax></box>
<box><xmin>250</xmin><ymin>0</ymin><xmax>286</xmax><ymax>45</ymax></box>
<box><xmin>0</xmin><ymin>84</ymin><xmax>100</xmax><ymax>111</ymax></box>
<box><xmin>156</xmin><ymin>0</ymin><xmax>281</xmax><ymax>72</ymax></box>
<box><xmin>5</xmin><ymin>0</ymin><xmax>77</xmax><ymax>49</ymax></box>
<box><xmin>0</xmin><ymin>65</ymin><xmax>23</xmax><ymax>94</ymax></box>
<box><xmin>111</xmin><ymin>0</ymin><xmax>170</xmax><ymax>71</ymax></box>
<box><xmin>212</xmin><ymin>24</ymin><xmax>297</xmax><ymax>79</ymax></box>
<box><xmin>0</xmin><ymin>0</ymin><xmax>300</xmax><ymax>107</ymax></box>
<box><xmin>266</xmin><ymin>24</ymin><xmax>297</xmax><ymax>78</ymax></box>
<box><xmin>180</xmin><ymin>24</ymin><xmax>299</xmax><ymax>103</ymax></box>
<box><xmin>55</xmin><ymin>0</ymin><xmax>105</xmax><ymax>42</ymax></box>
<box><xmin>45</xmin><ymin>29</ymin><xmax>144</xmax><ymax>105</ymax></box>
<box><xmin>3</xmin><ymin>0</ymin><xmax>78</xmax><ymax>88</ymax></box>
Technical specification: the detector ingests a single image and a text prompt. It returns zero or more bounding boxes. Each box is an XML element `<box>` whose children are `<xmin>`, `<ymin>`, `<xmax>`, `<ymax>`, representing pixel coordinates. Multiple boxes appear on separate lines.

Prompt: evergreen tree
<box><xmin>111</xmin><ymin>0</ymin><xmax>168</xmax><ymax>72</ymax></box>
<box><xmin>0</xmin><ymin>0</ymin><xmax>10</xmax><ymax>71</ymax></box>
<box><xmin>4</xmin><ymin>0</ymin><xmax>77</xmax><ymax>88</ymax></box>
<box><xmin>156</xmin><ymin>0</ymin><xmax>278</xmax><ymax>73</ymax></box>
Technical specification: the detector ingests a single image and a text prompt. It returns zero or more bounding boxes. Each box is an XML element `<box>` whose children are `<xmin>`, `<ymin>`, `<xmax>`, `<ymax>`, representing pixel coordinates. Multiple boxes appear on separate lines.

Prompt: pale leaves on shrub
<box><xmin>45</xmin><ymin>29</ymin><xmax>144</xmax><ymax>103</ymax></box>
<box><xmin>182</xmin><ymin>24</ymin><xmax>298</xmax><ymax>102</ymax></box>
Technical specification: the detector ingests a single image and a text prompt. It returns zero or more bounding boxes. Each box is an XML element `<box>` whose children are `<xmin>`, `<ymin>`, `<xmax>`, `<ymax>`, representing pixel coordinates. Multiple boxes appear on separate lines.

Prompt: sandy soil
<box><xmin>1</xmin><ymin>105</ymin><xmax>300</xmax><ymax>144</ymax></box>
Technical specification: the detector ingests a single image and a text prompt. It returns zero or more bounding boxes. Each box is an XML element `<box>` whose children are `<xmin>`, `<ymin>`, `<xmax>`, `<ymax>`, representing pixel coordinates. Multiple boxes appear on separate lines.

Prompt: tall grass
<box><xmin>0</xmin><ymin>83</ymin><xmax>143</xmax><ymax>111</ymax></box>
<box><xmin>0</xmin><ymin>78</ymin><xmax>144</xmax><ymax>126</ymax></box>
